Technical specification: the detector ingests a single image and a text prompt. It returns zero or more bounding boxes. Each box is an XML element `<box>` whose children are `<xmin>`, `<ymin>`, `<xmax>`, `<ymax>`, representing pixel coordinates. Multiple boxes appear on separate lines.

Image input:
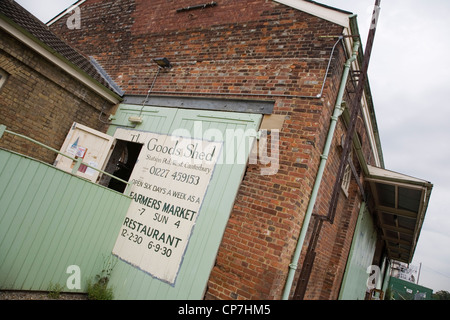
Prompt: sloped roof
<box><xmin>366</xmin><ymin>165</ymin><xmax>433</xmax><ymax>263</ymax></box>
<box><xmin>0</xmin><ymin>0</ymin><xmax>121</xmax><ymax>98</ymax></box>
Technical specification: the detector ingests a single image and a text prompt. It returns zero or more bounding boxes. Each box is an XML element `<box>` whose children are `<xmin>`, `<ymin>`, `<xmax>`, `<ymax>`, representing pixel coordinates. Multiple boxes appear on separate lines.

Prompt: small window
<box><xmin>341</xmin><ymin>150</ymin><xmax>353</xmax><ymax>196</ymax></box>
<box><xmin>0</xmin><ymin>69</ymin><xmax>9</xmax><ymax>90</ymax></box>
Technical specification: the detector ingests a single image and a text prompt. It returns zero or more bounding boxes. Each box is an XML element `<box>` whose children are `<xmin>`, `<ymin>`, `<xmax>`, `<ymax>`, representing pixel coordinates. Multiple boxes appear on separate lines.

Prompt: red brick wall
<box><xmin>50</xmin><ymin>0</ymin><xmax>379</xmax><ymax>299</ymax></box>
<box><xmin>291</xmin><ymin>76</ymin><xmax>377</xmax><ymax>300</ymax></box>
<box><xmin>50</xmin><ymin>0</ymin><xmax>342</xmax><ymax>97</ymax></box>
<box><xmin>0</xmin><ymin>29</ymin><xmax>115</xmax><ymax>164</ymax></box>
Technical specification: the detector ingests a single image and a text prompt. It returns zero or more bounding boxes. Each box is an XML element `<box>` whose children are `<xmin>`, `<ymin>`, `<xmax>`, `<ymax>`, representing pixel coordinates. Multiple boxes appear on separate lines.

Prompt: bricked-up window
<box><xmin>0</xmin><ymin>69</ymin><xmax>8</xmax><ymax>90</ymax></box>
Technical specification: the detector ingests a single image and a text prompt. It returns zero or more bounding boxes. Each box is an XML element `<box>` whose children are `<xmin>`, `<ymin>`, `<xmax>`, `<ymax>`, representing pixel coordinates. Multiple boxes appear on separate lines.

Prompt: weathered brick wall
<box><xmin>292</xmin><ymin>73</ymin><xmax>378</xmax><ymax>300</ymax></box>
<box><xmin>50</xmin><ymin>0</ymin><xmax>379</xmax><ymax>299</ymax></box>
<box><xmin>0</xmin><ymin>29</ymin><xmax>116</xmax><ymax>164</ymax></box>
<box><xmin>50</xmin><ymin>0</ymin><xmax>341</xmax><ymax>97</ymax></box>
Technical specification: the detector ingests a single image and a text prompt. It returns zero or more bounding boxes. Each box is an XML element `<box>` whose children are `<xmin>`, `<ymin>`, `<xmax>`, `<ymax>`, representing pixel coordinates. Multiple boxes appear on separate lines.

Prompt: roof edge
<box><xmin>272</xmin><ymin>1</ymin><xmax>385</xmax><ymax>168</ymax></box>
<box><xmin>272</xmin><ymin>0</ymin><xmax>353</xmax><ymax>28</ymax></box>
<box><xmin>47</xmin><ymin>0</ymin><xmax>87</xmax><ymax>26</ymax></box>
<box><xmin>0</xmin><ymin>12</ymin><xmax>121</xmax><ymax>104</ymax></box>
<box><xmin>367</xmin><ymin>165</ymin><xmax>433</xmax><ymax>188</ymax></box>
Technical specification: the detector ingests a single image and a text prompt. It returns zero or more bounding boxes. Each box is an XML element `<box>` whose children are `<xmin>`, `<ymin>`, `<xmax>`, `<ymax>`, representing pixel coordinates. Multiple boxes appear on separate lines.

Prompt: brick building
<box><xmin>0</xmin><ymin>0</ymin><xmax>432</xmax><ymax>300</ymax></box>
<box><xmin>0</xmin><ymin>0</ymin><xmax>121</xmax><ymax>163</ymax></box>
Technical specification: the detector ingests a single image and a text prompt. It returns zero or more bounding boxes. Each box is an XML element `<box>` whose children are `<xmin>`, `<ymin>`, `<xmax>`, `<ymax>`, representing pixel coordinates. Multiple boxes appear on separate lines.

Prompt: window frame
<box><xmin>0</xmin><ymin>68</ymin><xmax>9</xmax><ymax>90</ymax></box>
<box><xmin>341</xmin><ymin>150</ymin><xmax>353</xmax><ymax>197</ymax></box>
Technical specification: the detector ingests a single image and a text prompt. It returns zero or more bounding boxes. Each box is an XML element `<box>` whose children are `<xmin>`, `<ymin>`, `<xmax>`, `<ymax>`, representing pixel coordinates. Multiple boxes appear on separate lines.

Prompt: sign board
<box><xmin>112</xmin><ymin>129</ymin><xmax>222</xmax><ymax>285</ymax></box>
<box><xmin>397</xmin><ymin>264</ymin><xmax>419</xmax><ymax>283</ymax></box>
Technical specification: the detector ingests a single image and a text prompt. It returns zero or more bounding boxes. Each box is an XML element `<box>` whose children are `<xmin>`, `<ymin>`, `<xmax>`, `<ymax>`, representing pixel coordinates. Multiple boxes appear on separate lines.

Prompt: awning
<box><xmin>365</xmin><ymin>165</ymin><xmax>433</xmax><ymax>263</ymax></box>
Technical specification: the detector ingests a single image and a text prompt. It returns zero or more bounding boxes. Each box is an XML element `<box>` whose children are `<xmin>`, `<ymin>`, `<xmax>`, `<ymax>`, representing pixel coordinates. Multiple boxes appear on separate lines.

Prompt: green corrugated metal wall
<box><xmin>0</xmin><ymin>104</ymin><xmax>262</xmax><ymax>299</ymax></box>
<box><xmin>0</xmin><ymin>148</ymin><xmax>131</xmax><ymax>292</ymax></box>
<box><xmin>106</xmin><ymin>105</ymin><xmax>262</xmax><ymax>299</ymax></box>
<box><xmin>338</xmin><ymin>202</ymin><xmax>378</xmax><ymax>300</ymax></box>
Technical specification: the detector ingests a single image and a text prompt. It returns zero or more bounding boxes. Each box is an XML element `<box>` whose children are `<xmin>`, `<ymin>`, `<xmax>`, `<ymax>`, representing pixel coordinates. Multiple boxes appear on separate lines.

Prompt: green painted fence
<box><xmin>0</xmin><ymin>148</ymin><xmax>131</xmax><ymax>292</ymax></box>
<box><xmin>0</xmin><ymin>104</ymin><xmax>262</xmax><ymax>299</ymax></box>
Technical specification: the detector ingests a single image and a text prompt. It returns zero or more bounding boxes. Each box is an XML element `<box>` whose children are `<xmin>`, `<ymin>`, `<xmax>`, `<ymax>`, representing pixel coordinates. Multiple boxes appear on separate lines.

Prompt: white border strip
<box><xmin>46</xmin><ymin>0</ymin><xmax>87</xmax><ymax>26</ymax></box>
<box><xmin>272</xmin><ymin>0</ymin><xmax>351</xmax><ymax>28</ymax></box>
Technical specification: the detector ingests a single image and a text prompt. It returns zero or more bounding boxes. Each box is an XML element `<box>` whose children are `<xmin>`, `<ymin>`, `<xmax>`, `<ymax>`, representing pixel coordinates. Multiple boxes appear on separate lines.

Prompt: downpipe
<box><xmin>281</xmin><ymin>40</ymin><xmax>360</xmax><ymax>300</ymax></box>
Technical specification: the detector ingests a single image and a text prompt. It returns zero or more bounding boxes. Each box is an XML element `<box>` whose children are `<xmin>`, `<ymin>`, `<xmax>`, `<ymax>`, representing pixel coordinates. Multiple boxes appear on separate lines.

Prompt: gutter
<box><xmin>281</xmin><ymin>39</ymin><xmax>360</xmax><ymax>300</ymax></box>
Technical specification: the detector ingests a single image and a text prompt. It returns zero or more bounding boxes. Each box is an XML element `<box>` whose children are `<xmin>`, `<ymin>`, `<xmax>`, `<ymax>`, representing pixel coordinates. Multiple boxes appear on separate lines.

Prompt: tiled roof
<box><xmin>0</xmin><ymin>0</ymin><xmax>121</xmax><ymax>96</ymax></box>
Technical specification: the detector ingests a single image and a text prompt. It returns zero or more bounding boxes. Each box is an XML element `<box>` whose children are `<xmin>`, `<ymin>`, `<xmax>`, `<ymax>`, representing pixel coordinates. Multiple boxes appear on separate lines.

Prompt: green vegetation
<box><xmin>47</xmin><ymin>282</ymin><xmax>64</xmax><ymax>299</ymax></box>
<box><xmin>87</xmin><ymin>255</ymin><xmax>117</xmax><ymax>300</ymax></box>
<box><xmin>433</xmin><ymin>290</ymin><xmax>450</xmax><ymax>300</ymax></box>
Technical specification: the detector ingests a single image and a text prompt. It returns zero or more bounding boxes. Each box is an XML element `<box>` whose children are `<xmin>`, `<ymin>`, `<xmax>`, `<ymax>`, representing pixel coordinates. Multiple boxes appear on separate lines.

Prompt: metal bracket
<box><xmin>176</xmin><ymin>2</ymin><xmax>217</xmax><ymax>13</ymax></box>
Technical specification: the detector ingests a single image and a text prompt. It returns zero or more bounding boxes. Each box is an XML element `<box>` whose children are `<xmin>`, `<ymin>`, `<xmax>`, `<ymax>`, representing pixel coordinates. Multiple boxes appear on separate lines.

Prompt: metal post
<box><xmin>71</xmin><ymin>157</ymin><xmax>83</xmax><ymax>174</ymax></box>
<box><xmin>0</xmin><ymin>125</ymin><xmax>132</xmax><ymax>192</ymax></box>
<box><xmin>417</xmin><ymin>262</ymin><xmax>422</xmax><ymax>284</ymax></box>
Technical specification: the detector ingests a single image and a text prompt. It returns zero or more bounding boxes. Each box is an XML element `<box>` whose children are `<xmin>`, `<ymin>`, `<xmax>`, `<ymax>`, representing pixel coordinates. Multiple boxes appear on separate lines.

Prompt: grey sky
<box><xmin>15</xmin><ymin>0</ymin><xmax>450</xmax><ymax>292</ymax></box>
<box><xmin>325</xmin><ymin>0</ymin><xmax>450</xmax><ymax>293</ymax></box>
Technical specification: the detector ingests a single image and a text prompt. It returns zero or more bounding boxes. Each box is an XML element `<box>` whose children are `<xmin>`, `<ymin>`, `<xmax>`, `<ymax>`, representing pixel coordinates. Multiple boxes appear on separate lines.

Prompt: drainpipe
<box><xmin>282</xmin><ymin>40</ymin><xmax>360</xmax><ymax>300</ymax></box>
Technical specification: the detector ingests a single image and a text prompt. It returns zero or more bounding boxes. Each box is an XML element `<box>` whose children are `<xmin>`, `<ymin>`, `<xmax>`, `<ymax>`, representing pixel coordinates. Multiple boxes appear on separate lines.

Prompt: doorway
<box><xmin>99</xmin><ymin>139</ymin><xmax>143</xmax><ymax>193</ymax></box>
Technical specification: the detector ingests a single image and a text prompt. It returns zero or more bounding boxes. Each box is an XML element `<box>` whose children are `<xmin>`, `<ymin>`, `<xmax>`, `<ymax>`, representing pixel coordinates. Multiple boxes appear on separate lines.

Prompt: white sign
<box><xmin>112</xmin><ymin>130</ymin><xmax>222</xmax><ymax>285</ymax></box>
<box><xmin>398</xmin><ymin>264</ymin><xmax>419</xmax><ymax>283</ymax></box>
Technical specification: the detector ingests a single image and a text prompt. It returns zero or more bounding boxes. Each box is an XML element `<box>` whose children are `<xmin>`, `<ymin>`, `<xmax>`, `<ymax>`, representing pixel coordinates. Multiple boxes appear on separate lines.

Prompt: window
<box><xmin>0</xmin><ymin>69</ymin><xmax>8</xmax><ymax>90</ymax></box>
<box><xmin>341</xmin><ymin>150</ymin><xmax>353</xmax><ymax>196</ymax></box>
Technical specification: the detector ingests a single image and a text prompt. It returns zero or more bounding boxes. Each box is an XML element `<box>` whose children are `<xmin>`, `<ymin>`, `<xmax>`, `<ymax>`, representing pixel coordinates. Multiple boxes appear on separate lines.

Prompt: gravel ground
<box><xmin>0</xmin><ymin>290</ymin><xmax>88</xmax><ymax>300</ymax></box>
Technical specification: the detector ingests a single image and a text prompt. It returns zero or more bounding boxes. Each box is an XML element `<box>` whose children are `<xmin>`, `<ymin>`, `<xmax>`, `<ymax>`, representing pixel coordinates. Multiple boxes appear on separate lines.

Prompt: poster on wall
<box><xmin>112</xmin><ymin>129</ymin><xmax>222</xmax><ymax>285</ymax></box>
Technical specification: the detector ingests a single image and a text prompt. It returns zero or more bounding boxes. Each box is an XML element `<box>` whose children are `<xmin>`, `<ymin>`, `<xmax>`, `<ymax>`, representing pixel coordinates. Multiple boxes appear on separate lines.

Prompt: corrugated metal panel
<box><xmin>0</xmin><ymin>149</ymin><xmax>131</xmax><ymax>292</ymax></box>
<box><xmin>106</xmin><ymin>105</ymin><xmax>262</xmax><ymax>299</ymax></box>
<box><xmin>108</xmin><ymin>105</ymin><xmax>178</xmax><ymax>135</ymax></box>
<box><xmin>338</xmin><ymin>202</ymin><xmax>378</xmax><ymax>300</ymax></box>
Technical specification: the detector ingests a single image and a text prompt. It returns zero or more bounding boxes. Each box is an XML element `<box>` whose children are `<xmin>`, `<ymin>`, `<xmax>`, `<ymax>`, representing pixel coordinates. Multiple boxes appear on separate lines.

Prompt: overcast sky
<box><xmin>15</xmin><ymin>0</ymin><xmax>450</xmax><ymax>293</ymax></box>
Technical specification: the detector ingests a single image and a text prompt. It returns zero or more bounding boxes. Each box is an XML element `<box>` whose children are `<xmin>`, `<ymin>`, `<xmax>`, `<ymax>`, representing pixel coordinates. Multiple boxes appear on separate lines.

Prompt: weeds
<box><xmin>47</xmin><ymin>282</ymin><xmax>64</xmax><ymax>299</ymax></box>
<box><xmin>86</xmin><ymin>254</ymin><xmax>118</xmax><ymax>300</ymax></box>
